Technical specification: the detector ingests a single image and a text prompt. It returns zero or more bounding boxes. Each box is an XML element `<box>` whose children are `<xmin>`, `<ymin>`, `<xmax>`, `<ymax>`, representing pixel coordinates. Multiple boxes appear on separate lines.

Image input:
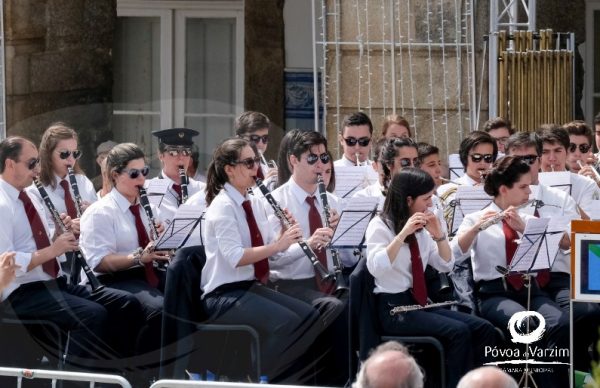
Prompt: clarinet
<box><xmin>254</xmin><ymin>178</ymin><xmax>335</xmax><ymax>284</ymax></box>
<box><xmin>66</xmin><ymin>165</ymin><xmax>84</xmax><ymax>217</ymax></box>
<box><xmin>178</xmin><ymin>165</ymin><xmax>189</xmax><ymax>204</ymax></box>
<box><xmin>138</xmin><ymin>186</ymin><xmax>170</xmax><ymax>270</ymax></box>
<box><xmin>316</xmin><ymin>173</ymin><xmax>348</xmax><ymax>295</ymax></box>
<box><xmin>33</xmin><ymin>179</ymin><xmax>104</xmax><ymax>293</ymax></box>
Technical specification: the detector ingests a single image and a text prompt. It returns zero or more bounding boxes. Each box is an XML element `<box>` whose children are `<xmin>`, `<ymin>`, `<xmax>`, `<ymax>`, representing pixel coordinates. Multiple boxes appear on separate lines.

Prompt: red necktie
<box><xmin>59</xmin><ymin>179</ymin><xmax>78</xmax><ymax>219</ymax></box>
<box><xmin>405</xmin><ymin>233</ymin><xmax>428</xmax><ymax>306</ymax></box>
<box><xmin>129</xmin><ymin>204</ymin><xmax>159</xmax><ymax>287</ymax></box>
<box><xmin>502</xmin><ymin>219</ymin><xmax>524</xmax><ymax>290</ymax></box>
<box><xmin>241</xmin><ymin>200</ymin><xmax>269</xmax><ymax>284</ymax></box>
<box><xmin>172</xmin><ymin>184</ymin><xmax>182</xmax><ymax>205</ymax></box>
<box><xmin>532</xmin><ymin>208</ymin><xmax>551</xmax><ymax>287</ymax></box>
<box><xmin>18</xmin><ymin>191</ymin><xmax>59</xmax><ymax>278</ymax></box>
<box><xmin>306</xmin><ymin>196</ymin><xmax>332</xmax><ymax>293</ymax></box>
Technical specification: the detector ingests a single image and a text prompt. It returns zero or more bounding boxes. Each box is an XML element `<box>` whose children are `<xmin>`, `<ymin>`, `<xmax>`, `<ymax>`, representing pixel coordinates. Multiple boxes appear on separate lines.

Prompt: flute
<box><xmin>389</xmin><ymin>300</ymin><xmax>458</xmax><ymax>315</ymax></box>
<box><xmin>178</xmin><ymin>165</ymin><xmax>189</xmax><ymax>204</ymax></box>
<box><xmin>33</xmin><ymin>178</ymin><xmax>104</xmax><ymax>293</ymax></box>
<box><xmin>478</xmin><ymin>199</ymin><xmax>535</xmax><ymax>231</ymax></box>
<box><xmin>254</xmin><ymin>178</ymin><xmax>335</xmax><ymax>283</ymax></box>
<box><xmin>66</xmin><ymin>165</ymin><xmax>84</xmax><ymax>217</ymax></box>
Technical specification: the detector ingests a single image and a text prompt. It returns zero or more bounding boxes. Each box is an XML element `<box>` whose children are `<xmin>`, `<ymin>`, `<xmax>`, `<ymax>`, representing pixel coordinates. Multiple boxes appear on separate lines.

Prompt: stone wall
<box><xmin>4</xmin><ymin>0</ymin><xmax>116</xmax><ymax>175</ymax></box>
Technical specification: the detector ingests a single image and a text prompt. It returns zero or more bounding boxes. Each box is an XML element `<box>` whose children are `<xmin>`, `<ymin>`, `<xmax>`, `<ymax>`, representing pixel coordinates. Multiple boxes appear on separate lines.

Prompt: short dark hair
<box><xmin>0</xmin><ymin>136</ymin><xmax>32</xmax><ymax>174</ymax></box>
<box><xmin>537</xmin><ymin>126</ymin><xmax>570</xmax><ymax>150</ymax></box>
<box><xmin>341</xmin><ymin>111</ymin><xmax>373</xmax><ymax>135</ymax></box>
<box><xmin>483</xmin><ymin>117</ymin><xmax>514</xmax><ymax>135</ymax></box>
<box><xmin>289</xmin><ymin>131</ymin><xmax>328</xmax><ymax>161</ymax></box>
<box><xmin>505</xmin><ymin>132</ymin><xmax>542</xmax><ymax>156</ymax></box>
<box><xmin>417</xmin><ymin>142</ymin><xmax>439</xmax><ymax>163</ymax></box>
<box><xmin>106</xmin><ymin>143</ymin><xmax>146</xmax><ymax>185</ymax></box>
<box><xmin>458</xmin><ymin>131</ymin><xmax>498</xmax><ymax>169</ymax></box>
<box><xmin>234</xmin><ymin>111</ymin><xmax>271</xmax><ymax>137</ymax></box>
<box><xmin>380</xmin><ymin>137</ymin><xmax>418</xmax><ymax>189</ymax></box>
<box><xmin>276</xmin><ymin>129</ymin><xmax>304</xmax><ymax>188</ymax></box>
<box><xmin>563</xmin><ymin>120</ymin><xmax>593</xmax><ymax>146</ymax></box>
<box><xmin>484</xmin><ymin>155</ymin><xmax>531</xmax><ymax>197</ymax></box>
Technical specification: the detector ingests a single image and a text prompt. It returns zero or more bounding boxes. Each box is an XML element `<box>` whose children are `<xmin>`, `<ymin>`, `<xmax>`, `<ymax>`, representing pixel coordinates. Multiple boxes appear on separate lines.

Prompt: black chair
<box><xmin>349</xmin><ymin>258</ymin><xmax>446</xmax><ymax>388</ymax></box>
<box><xmin>159</xmin><ymin>245</ymin><xmax>260</xmax><ymax>381</ymax></box>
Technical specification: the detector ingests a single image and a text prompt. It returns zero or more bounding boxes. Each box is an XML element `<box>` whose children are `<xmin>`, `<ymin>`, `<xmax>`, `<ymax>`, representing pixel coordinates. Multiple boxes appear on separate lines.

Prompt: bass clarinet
<box><xmin>33</xmin><ymin>178</ymin><xmax>104</xmax><ymax>293</ymax></box>
<box><xmin>66</xmin><ymin>165</ymin><xmax>84</xmax><ymax>217</ymax></box>
<box><xmin>178</xmin><ymin>165</ymin><xmax>189</xmax><ymax>204</ymax></box>
<box><xmin>316</xmin><ymin>173</ymin><xmax>348</xmax><ymax>295</ymax></box>
<box><xmin>254</xmin><ymin>178</ymin><xmax>335</xmax><ymax>284</ymax></box>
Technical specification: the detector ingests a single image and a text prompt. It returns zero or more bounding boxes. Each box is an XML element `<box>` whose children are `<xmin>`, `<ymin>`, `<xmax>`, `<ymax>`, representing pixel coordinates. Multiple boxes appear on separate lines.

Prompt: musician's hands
<box><xmin>155</xmin><ymin>222</ymin><xmax>165</xmax><ymax>236</ymax></box>
<box><xmin>265</xmin><ymin>167</ymin><xmax>278</xmax><ymax>181</ymax></box>
<box><xmin>56</xmin><ymin>213</ymin><xmax>73</xmax><ymax>235</ymax></box>
<box><xmin>80</xmin><ymin>201</ymin><xmax>92</xmax><ymax>213</ymax></box>
<box><xmin>307</xmin><ymin>227</ymin><xmax>333</xmax><ymax>251</ymax></box>
<box><xmin>0</xmin><ymin>252</ymin><xmax>18</xmax><ymax>290</ymax></box>
<box><xmin>70</xmin><ymin>218</ymin><xmax>81</xmax><ymax>235</ymax></box>
<box><xmin>398</xmin><ymin>212</ymin><xmax>428</xmax><ymax>241</ymax></box>
<box><xmin>281</xmin><ymin>208</ymin><xmax>298</xmax><ymax>230</ymax></box>
<box><xmin>140</xmin><ymin>242</ymin><xmax>170</xmax><ymax>263</ymax></box>
<box><xmin>503</xmin><ymin>207</ymin><xmax>526</xmax><ymax>233</ymax></box>
<box><xmin>52</xmin><ymin>231</ymin><xmax>79</xmax><ymax>255</ymax></box>
<box><xmin>578</xmin><ymin>165</ymin><xmax>599</xmax><ymax>183</ymax></box>
<box><xmin>472</xmin><ymin>210</ymin><xmax>499</xmax><ymax>231</ymax></box>
<box><xmin>328</xmin><ymin>209</ymin><xmax>340</xmax><ymax>230</ymax></box>
<box><xmin>423</xmin><ymin>212</ymin><xmax>443</xmax><ymax>239</ymax></box>
<box><xmin>276</xmin><ymin>223</ymin><xmax>303</xmax><ymax>251</ymax></box>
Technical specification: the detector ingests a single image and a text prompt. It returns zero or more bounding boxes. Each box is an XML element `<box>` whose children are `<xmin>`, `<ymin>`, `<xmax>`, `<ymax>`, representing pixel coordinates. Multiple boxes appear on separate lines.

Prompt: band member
<box><xmin>80</xmin><ymin>142</ymin><xmax>169</xmax><ymax>364</ymax></box>
<box><xmin>417</xmin><ymin>142</ymin><xmax>443</xmax><ymax>188</ymax></box>
<box><xmin>564</xmin><ymin>121</ymin><xmax>599</xmax><ymax>183</ymax></box>
<box><xmin>453</xmin><ymin>156</ymin><xmax>569</xmax><ymax>386</ymax></box>
<box><xmin>0</xmin><ymin>252</ymin><xmax>18</xmax><ymax>293</ymax></box>
<box><xmin>146</xmin><ymin>128</ymin><xmax>207</xmax><ymax>222</ymax></box>
<box><xmin>201</xmin><ymin>138</ymin><xmax>319</xmax><ymax>381</ymax></box>
<box><xmin>366</xmin><ymin>168</ymin><xmax>497</xmax><ymax>388</ymax></box>
<box><xmin>537</xmin><ymin>126</ymin><xmax>599</xmax><ymax>217</ymax></box>
<box><xmin>482</xmin><ymin>117</ymin><xmax>514</xmax><ymax>154</ymax></box>
<box><xmin>275</xmin><ymin>129</ymin><xmax>303</xmax><ymax>189</ymax></box>
<box><xmin>334</xmin><ymin>111</ymin><xmax>374</xmax><ymax>167</ymax></box>
<box><xmin>353</xmin><ymin>138</ymin><xmax>388</xmax><ymax>209</ymax></box>
<box><xmin>235</xmin><ymin>111</ymin><xmax>277</xmax><ymax>183</ymax></box>
<box><xmin>0</xmin><ymin>136</ymin><xmax>142</xmax><ymax>369</ymax></box>
<box><xmin>380</xmin><ymin>114</ymin><xmax>412</xmax><ymax>139</ymax></box>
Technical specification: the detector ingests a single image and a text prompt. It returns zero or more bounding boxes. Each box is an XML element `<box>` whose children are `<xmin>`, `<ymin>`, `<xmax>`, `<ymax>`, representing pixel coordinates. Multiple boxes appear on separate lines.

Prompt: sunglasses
<box><xmin>165</xmin><ymin>146</ymin><xmax>192</xmax><ymax>157</ymax></box>
<box><xmin>568</xmin><ymin>143</ymin><xmax>591</xmax><ymax>154</ymax></box>
<box><xmin>58</xmin><ymin>149</ymin><xmax>82</xmax><ymax>160</ymax></box>
<box><xmin>121</xmin><ymin>166</ymin><xmax>150</xmax><ymax>179</ymax></box>
<box><xmin>246</xmin><ymin>134</ymin><xmax>269</xmax><ymax>144</ymax></box>
<box><xmin>469</xmin><ymin>153</ymin><xmax>494</xmax><ymax>163</ymax></box>
<box><xmin>518</xmin><ymin>154</ymin><xmax>539</xmax><ymax>166</ymax></box>
<box><xmin>343</xmin><ymin>137</ymin><xmax>371</xmax><ymax>147</ymax></box>
<box><xmin>233</xmin><ymin>156</ymin><xmax>261</xmax><ymax>169</ymax></box>
<box><xmin>306</xmin><ymin>152</ymin><xmax>331</xmax><ymax>165</ymax></box>
<box><xmin>20</xmin><ymin>158</ymin><xmax>40</xmax><ymax>170</ymax></box>
<box><xmin>399</xmin><ymin>158</ymin><xmax>419</xmax><ymax>168</ymax></box>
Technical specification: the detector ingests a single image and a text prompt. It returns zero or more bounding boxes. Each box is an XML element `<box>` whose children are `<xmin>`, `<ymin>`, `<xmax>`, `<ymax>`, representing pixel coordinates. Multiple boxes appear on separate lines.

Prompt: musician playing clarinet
<box><xmin>201</xmin><ymin>138</ymin><xmax>319</xmax><ymax>382</ymax></box>
<box><xmin>453</xmin><ymin>155</ymin><xmax>569</xmax><ymax>387</ymax></box>
<box><xmin>366</xmin><ymin>168</ymin><xmax>497</xmax><ymax>388</ymax></box>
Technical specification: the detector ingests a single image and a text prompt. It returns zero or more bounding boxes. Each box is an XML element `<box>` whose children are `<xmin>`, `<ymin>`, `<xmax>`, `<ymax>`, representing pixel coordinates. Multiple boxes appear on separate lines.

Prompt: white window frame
<box><xmin>585</xmin><ymin>0</ymin><xmax>600</xmax><ymax>121</ymax></box>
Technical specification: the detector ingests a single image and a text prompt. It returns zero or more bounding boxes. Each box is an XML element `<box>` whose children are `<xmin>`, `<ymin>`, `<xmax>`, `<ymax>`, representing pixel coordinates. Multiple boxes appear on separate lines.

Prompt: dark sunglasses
<box><xmin>247</xmin><ymin>134</ymin><xmax>269</xmax><ymax>144</ymax></box>
<box><xmin>343</xmin><ymin>137</ymin><xmax>371</xmax><ymax>147</ymax></box>
<box><xmin>518</xmin><ymin>154</ymin><xmax>539</xmax><ymax>166</ymax></box>
<box><xmin>233</xmin><ymin>156</ymin><xmax>261</xmax><ymax>169</ymax></box>
<box><xmin>306</xmin><ymin>152</ymin><xmax>331</xmax><ymax>165</ymax></box>
<box><xmin>469</xmin><ymin>153</ymin><xmax>494</xmax><ymax>163</ymax></box>
<box><xmin>165</xmin><ymin>146</ymin><xmax>192</xmax><ymax>157</ymax></box>
<box><xmin>58</xmin><ymin>149</ymin><xmax>82</xmax><ymax>160</ymax></box>
<box><xmin>20</xmin><ymin>158</ymin><xmax>40</xmax><ymax>170</ymax></box>
<box><xmin>568</xmin><ymin>143</ymin><xmax>591</xmax><ymax>154</ymax></box>
<box><xmin>399</xmin><ymin>158</ymin><xmax>419</xmax><ymax>168</ymax></box>
<box><xmin>121</xmin><ymin>166</ymin><xmax>150</xmax><ymax>179</ymax></box>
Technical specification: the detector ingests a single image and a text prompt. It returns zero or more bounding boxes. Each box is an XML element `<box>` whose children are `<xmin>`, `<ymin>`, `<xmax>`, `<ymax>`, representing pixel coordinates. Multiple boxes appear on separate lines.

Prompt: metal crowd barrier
<box><xmin>150</xmin><ymin>381</ymin><xmax>328</xmax><ymax>388</ymax></box>
<box><xmin>0</xmin><ymin>366</ymin><xmax>132</xmax><ymax>387</ymax></box>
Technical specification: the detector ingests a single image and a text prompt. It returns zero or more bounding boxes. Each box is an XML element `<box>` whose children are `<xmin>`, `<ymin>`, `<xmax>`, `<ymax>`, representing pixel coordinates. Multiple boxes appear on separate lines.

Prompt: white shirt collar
<box><xmin>223</xmin><ymin>182</ymin><xmax>247</xmax><ymax>206</ymax></box>
<box><xmin>0</xmin><ymin>178</ymin><xmax>20</xmax><ymax>201</ymax></box>
<box><xmin>289</xmin><ymin>177</ymin><xmax>319</xmax><ymax>206</ymax></box>
<box><xmin>160</xmin><ymin>170</ymin><xmax>178</xmax><ymax>186</ymax></box>
<box><xmin>109</xmin><ymin>188</ymin><xmax>136</xmax><ymax>213</ymax></box>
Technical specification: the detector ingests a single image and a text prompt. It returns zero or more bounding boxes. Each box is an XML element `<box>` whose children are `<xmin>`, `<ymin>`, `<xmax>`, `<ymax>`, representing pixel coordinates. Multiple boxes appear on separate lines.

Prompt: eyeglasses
<box><xmin>568</xmin><ymin>143</ymin><xmax>591</xmax><ymax>154</ymax></box>
<box><xmin>246</xmin><ymin>134</ymin><xmax>269</xmax><ymax>144</ymax></box>
<box><xmin>399</xmin><ymin>158</ymin><xmax>419</xmax><ymax>168</ymax></box>
<box><xmin>343</xmin><ymin>137</ymin><xmax>371</xmax><ymax>147</ymax></box>
<box><xmin>165</xmin><ymin>146</ymin><xmax>192</xmax><ymax>157</ymax></box>
<box><xmin>518</xmin><ymin>154</ymin><xmax>539</xmax><ymax>166</ymax></box>
<box><xmin>121</xmin><ymin>166</ymin><xmax>150</xmax><ymax>179</ymax></box>
<box><xmin>20</xmin><ymin>158</ymin><xmax>40</xmax><ymax>170</ymax></box>
<box><xmin>469</xmin><ymin>153</ymin><xmax>494</xmax><ymax>163</ymax></box>
<box><xmin>233</xmin><ymin>156</ymin><xmax>261</xmax><ymax>169</ymax></box>
<box><xmin>306</xmin><ymin>152</ymin><xmax>331</xmax><ymax>165</ymax></box>
<box><xmin>57</xmin><ymin>150</ymin><xmax>82</xmax><ymax>160</ymax></box>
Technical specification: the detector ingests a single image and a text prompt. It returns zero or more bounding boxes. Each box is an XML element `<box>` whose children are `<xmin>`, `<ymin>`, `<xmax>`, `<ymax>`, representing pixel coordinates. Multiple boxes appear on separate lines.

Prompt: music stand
<box><xmin>446</xmin><ymin>187</ymin><xmax>492</xmax><ymax>237</ymax></box>
<box><xmin>331</xmin><ymin>208</ymin><xmax>378</xmax><ymax>250</ymax></box>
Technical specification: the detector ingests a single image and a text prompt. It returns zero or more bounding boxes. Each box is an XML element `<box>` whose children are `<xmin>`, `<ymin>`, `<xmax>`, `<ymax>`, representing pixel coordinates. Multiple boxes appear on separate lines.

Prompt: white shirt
<box><xmin>79</xmin><ymin>188</ymin><xmax>160</xmax><ymax>277</ymax></box>
<box><xmin>452</xmin><ymin>202</ymin><xmax>536</xmax><ymax>282</ymax></box>
<box><xmin>146</xmin><ymin>171</ymin><xmax>206</xmax><ymax>224</ymax></box>
<box><xmin>0</xmin><ymin>179</ymin><xmax>63</xmax><ymax>301</ymax></box>
<box><xmin>201</xmin><ymin>183</ymin><xmax>276</xmax><ymax>295</ymax></box>
<box><xmin>437</xmin><ymin>174</ymin><xmax>479</xmax><ymax>203</ymax></box>
<box><xmin>569</xmin><ymin>172</ymin><xmax>600</xmax><ymax>217</ymax></box>
<box><xmin>353</xmin><ymin>182</ymin><xmax>385</xmax><ymax>211</ymax></box>
<box><xmin>268</xmin><ymin>178</ymin><xmax>342</xmax><ymax>280</ymax></box>
<box><xmin>366</xmin><ymin>216</ymin><xmax>454</xmax><ymax>294</ymax></box>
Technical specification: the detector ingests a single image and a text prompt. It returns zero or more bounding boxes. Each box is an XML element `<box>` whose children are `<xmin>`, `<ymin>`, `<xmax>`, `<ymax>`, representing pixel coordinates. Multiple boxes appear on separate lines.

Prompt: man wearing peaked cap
<box><xmin>146</xmin><ymin>128</ymin><xmax>206</xmax><ymax>224</ymax></box>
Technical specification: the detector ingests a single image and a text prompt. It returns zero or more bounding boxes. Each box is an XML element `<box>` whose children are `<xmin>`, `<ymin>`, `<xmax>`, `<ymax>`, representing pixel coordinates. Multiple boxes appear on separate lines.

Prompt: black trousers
<box><xmin>2</xmin><ymin>276</ymin><xmax>143</xmax><ymax>370</ymax></box>
<box><xmin>203</xmin><ymin>281</ymin><xmax>320</xmax><ymax>381</ymax></box>
<box><xmin>378</xmin><ymin>291</ymin><xmax>498</xmax><ymax>388</ymax></box>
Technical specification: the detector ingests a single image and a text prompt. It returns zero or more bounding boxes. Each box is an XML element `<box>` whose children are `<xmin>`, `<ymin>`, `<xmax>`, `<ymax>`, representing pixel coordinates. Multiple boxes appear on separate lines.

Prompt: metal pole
<box><xmin>311</xmin><ymin>0</ymin><xmax>320</xmax><ymax>133</ymax></box>
<box><xmin>489</xmin><ymin>0</ymin><xmax>499</xmax><ymax>119</ymax></box>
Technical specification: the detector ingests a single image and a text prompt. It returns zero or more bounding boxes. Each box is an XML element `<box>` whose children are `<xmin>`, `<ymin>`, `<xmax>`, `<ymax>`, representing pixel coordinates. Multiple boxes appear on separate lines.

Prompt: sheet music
<box><xmin>534</xmin><ymin>216</ymin><xmax>569</xmax><ymax>271</ymax></box>
<box><xmin>145</xmin><ymin>179</ymin><xmax>171</xmax><ymax>195</ymax></box>
<box><xmin>331</xmin><ymin>210</ymin><xmax>374</xmax><ymax>248</ymax></box>
<box><xmin>448</xmin><ymin>153</ymin><xmax>464</xmax><ymax>179</ymax></box>
<box><xmin>334</xmin><ymin>166</ymin><xmax>372</xmax><ymax>198</ymax></box>
<box><xmin>449</xmin><ymin>186</ymin><xmax>492</xmax><ymax>234</ymax></box>
<box><xmin>510</xmin><ymin>218</ymin><xmax>550</xmax><ymax>273</ymax></box>
<box><xmin>154</xmin><ymin>204</ymin><xmax>204</xmax><ymax>250</ymax></box>
<box><xmin>538</xmin><ymin>171</ymin><xmax>572</xmax><ymax>195</ymax></box>
<box><xmin>342</xmin><ymin>196</ymin><xmax>380</xmax><ymax>211</ymax></box>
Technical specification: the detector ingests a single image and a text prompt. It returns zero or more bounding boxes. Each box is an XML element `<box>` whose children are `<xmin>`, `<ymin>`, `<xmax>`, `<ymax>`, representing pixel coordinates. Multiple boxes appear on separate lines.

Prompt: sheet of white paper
<box><xmin>145</xmin><ymin>179</ymin><xmax>171</xmax><ymax>195</ymax></box>
<box><xmin>331</xmin><ymin>210</ymin><xmax>374</xmax><ymax>248</ymax></box>
<box><xmin>449</xmin><ymin>186</ymin><xmax>492</xmax><ymax>234</ymax></box>
<box><xmin>510</xmin><ymin>218</ymin><xmax>550</xmax><ymax>273</ymax></box>
<box><xmin>448</xmin><ymin>154</ymin><xmax>464</xmax><ymax>179</ymax></box>
<box><xmin>538</xmin><ymin>171</ymin><xmax>572</xmax><ymax>195</ymax></box>
<box><xmin>342</xmin><ymin>196</ymin><xmax>380</xmax><ymax>211</ymax></box>
<box><xmin>154</xmin><ymin>205</ymin><xmax>205</xmax><ymax>250</ymax></box>
<box><xmin>533</xmin><ymin>216</ymin><xmax>569</xmax><ymax>271</ymax></box>
<box><xmin>334</xmin><ymin>166</ymin><xmax>372</xmax><ymax>198</ymax></box>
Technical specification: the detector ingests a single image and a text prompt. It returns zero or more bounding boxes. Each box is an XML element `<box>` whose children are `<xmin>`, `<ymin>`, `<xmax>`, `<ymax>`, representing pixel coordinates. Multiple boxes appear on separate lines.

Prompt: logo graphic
<box><xmin>508</xmin><ymin>311</ymin><xmax>546</xmax><ymax>344</ymax></box>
